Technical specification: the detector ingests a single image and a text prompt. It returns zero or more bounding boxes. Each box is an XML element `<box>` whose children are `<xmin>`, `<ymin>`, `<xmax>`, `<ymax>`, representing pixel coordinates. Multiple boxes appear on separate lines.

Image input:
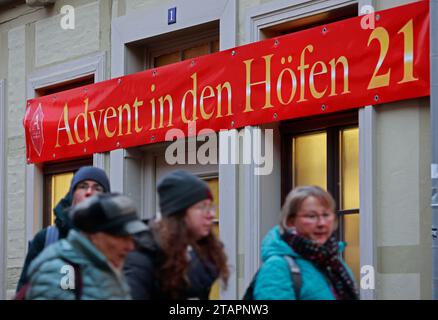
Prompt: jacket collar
<box><xmin>66</xmin><ymin>229</ymin><xmax>113</xmax><ymax>271</ymax></box>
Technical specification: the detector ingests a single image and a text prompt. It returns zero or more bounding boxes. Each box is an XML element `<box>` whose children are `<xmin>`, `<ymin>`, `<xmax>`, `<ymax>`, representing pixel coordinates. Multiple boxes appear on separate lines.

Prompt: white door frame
<box><xmin>110</xmin><ymin>0</ymin><xmax>238</xmax><ymax>299</ymax></box>
<box><xmin>0</xmin><ymin>79</ymin><xmax>6</xmax><ymax>299</ymax></box>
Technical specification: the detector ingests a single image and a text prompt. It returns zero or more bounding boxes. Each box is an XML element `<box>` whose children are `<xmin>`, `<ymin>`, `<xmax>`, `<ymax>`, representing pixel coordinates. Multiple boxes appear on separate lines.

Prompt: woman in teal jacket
<box><xmin>254</xmin><ymin>186</ymin><xmax>358</xmax><ymax>300</ymax></box>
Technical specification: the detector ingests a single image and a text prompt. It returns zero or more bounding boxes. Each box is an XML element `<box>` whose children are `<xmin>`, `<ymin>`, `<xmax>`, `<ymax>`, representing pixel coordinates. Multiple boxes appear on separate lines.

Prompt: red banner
<box><xmin>24</xmin><ymin>1</ymin><xmax>430</xmax><ymax>163</ymax></box>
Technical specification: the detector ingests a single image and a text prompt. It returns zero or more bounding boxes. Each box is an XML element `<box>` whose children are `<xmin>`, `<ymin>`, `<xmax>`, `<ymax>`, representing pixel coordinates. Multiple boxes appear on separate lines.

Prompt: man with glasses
<box><xmin>16</xmin><ymin>166</ymin><xmax>111</xmax><ymax>292</ymax></box>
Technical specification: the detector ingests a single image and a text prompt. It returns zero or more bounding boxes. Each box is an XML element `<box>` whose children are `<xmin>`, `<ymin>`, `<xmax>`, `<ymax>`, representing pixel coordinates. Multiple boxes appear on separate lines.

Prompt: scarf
<box><xmin>282</xmin><ymin>230</ymin><xmax>359</xmax><ymax>300</ymax></box>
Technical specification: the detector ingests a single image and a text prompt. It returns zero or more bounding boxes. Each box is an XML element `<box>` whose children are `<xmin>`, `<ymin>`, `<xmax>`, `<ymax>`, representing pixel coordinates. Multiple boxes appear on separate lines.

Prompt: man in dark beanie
<box><xmin>69</xmin><ymin>166</ymin><xmax>111</xmax><ymax>205</ymax></box>
<box><xmin>16</xmin><ymin>166</ymin><xmax>111</xmax><ymax>292</ymax></box>
<box><xmin>123</xmin><ymin>170</ymin><xmax>229</xmax><ymax>300</ymax></box>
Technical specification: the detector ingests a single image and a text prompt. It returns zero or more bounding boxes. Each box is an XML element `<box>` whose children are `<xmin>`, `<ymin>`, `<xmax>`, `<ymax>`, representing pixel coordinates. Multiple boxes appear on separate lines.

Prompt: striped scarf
<box><xmin>282</xmin><ymin>231</ymin><xmax>359</xmax><ymax>300</ymax></box>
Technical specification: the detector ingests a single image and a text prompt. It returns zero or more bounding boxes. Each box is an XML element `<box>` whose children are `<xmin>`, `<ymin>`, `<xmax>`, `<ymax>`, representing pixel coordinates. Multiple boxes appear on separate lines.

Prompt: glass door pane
<box><xmin>343</xmin><ymin>213</ymin><xmax>360</xmax><ymax>283</ymax></box>
<box><xmin>183</xmin><ymin>43</ymin><xmax>210</xmax><ymax>60</ymax></box>
<box><xmin>339</xmin><ymin>127</ymin><xmax>360</xmax><ymax>282</ymax></box>
<box><xmin>154</xmin><ymin>51</ymin><xmax>180</xmax><ymax>67</ymax></box>
<box><xmin>206</xmin><ymin>177</ymin><xmax>220</xmax><ymax>300</ymax></box>
<box><xmin>340</xmin><ymin>127</ymin><xmax>359</xmax><ymax>210</ymax></box>
<box><xmin>50</xmin><ymin>172</ymin><xmax>74</xmax><ymax>225</ymax></box>
<box><xmin>206</xmin><ymin>178</ymin><xmax>219</xmax><ymax>237</ymax></box>
<box><xmin>153</xmin><ymin>40</ymin><xmax>219</xmax><ymax>68</ymax></box>
<box><xmin>292</xmin><ymin>132</ymin><xmax>327</xmax><ymax>189</ymax></box>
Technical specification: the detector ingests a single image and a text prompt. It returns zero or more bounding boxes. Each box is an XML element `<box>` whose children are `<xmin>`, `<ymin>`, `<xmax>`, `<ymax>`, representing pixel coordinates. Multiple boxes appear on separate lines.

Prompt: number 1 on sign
<box><xmin>168</xmin><ymin>7</ymin><xmax>176</xmax><ymax>25</ymax></box>
<box><xmin>398</xmin><ymin>19</ymin><xmax>418</xmax><ymax>84</ymax></box>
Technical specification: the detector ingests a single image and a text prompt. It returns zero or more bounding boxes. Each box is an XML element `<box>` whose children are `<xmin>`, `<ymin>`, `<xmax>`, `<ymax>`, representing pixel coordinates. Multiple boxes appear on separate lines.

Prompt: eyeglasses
<box><xmin>76</xmin><ymin>182</ymin><xmax>104</xmax><ymax>193</ymax></box>
<box><xmin>192</xmin><ymin>203</ymin><xmax>216</xmax><ymax>214</ymax></box>
<box><xmin>296</xmin><ymin>212</ymin><xmax>335</xmax><ymax>224</ymax></box>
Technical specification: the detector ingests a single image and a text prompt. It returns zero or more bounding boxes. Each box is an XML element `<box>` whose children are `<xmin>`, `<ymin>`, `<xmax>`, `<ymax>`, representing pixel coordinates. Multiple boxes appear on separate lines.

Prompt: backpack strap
<box><xmin>44</xmin><ymin>225</ymin><xmax>59</xmax><ymax>248</ymax></box>
<box><xmin>59</xmin><ymin>257</ymin><xmax>83</xmax><ymax>300</ymax></box>
<box><xmin>242</xmin><ymin>270</ymin><xmax>259</xmax><ymax>300</ymax></box>
<box><xmin>284</xmin><ymin>255</ymin><xmax>302</xmax><ymax>300</ymax></box>
<box><xmin>14</xmin><ymin>283</ymin><xmax>31</xmax><ymax>300</ymax></box>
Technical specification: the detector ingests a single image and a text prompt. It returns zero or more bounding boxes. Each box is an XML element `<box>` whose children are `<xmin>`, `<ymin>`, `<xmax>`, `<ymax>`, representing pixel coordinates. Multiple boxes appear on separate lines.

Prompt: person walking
<box><xmin>123</xmin><ymin>170</ymin><xmax>229</xmax><ymax>299</ymax></box>
<box><xmin>16</xmin><ymin>166</ymin><xmax>111</xmax><ymax>291</ymax></box>
<box><xmin>252</xmin><ymin>186</ymin><xmax>359</xmax><ymax>300</ymax></box>
<box><xmin>24</xmin><ymin>193</ymin><xmax>147</xmax><ymax>300</ymax></box>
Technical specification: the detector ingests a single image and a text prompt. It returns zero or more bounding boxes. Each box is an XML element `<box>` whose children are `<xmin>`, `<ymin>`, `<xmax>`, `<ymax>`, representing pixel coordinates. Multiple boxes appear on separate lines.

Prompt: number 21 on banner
<box><xmin>367</xmin><ymin>19</ymin><xmax>418</xmax><ymax>89</ymax></box>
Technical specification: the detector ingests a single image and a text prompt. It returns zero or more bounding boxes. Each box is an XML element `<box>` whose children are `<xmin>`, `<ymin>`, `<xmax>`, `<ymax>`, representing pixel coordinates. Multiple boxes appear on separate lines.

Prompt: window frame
<box><xmin>280</xmin><ymin>110</ymin><xmax>359</xmax><ymax>242</ymax></box>
<box><xmin>0</xmin><ymin>79</ymin><xmax>6</xmax><ymax>299</ymax></box>
<box><xmin>26</xmin><ymin>52</ymin><xmax>107</xmax><ymax>240</ymax></box>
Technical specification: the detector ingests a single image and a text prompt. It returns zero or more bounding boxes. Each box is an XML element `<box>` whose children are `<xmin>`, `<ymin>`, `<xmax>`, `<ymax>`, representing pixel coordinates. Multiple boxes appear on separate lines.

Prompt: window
<box><xmin>281</xmin><ymin>111</ymin><xmax>360</xmax><ymax>282</ymax></box>
<box><xmin>259</xmin><ymin>4</ymin><xmax>358</xmax><ymax>39</ymax></box>
<box><xmin>153</xmin><ymin>39</ymin><xmax>219</xmax><ymax>67</ymax></box>
<box><xmin>148</xmin><ymin>22</ymin><xmax>219</xmax><ymax>69</ymax></box>
<box><xmin>35</xmin><ymin>75</ymin><xmax>94</xmax><ymax>97</ymax></box>
<box><xmin>37</xmin><ymin>76</ymin><xmax>95</xmax><ymax>227</ymax></box>
<box><xmin>42</xmin><ymin>158</ymin><xmax>93</xmax><ymax>227</ymax></box>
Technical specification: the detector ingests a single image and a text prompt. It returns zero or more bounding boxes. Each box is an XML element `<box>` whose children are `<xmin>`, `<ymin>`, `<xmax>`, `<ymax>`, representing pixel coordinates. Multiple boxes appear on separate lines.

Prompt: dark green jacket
<box><xmin>16</xmin><ymin>193</ymin><xmax>73</xmax><ymax>291</ymax></box>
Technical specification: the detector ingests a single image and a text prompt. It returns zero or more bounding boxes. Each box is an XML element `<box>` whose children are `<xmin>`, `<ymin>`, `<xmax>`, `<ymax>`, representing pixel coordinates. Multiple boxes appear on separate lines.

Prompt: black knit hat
<box><xmin>71</xmin><ymin>193</ymin><xmax>147</xmax><ymax>236</ymax></box>
<box><xmin>69</xmin><ymin>166</ymin><xmax>111</xmax><ymax>197</ymax></box>
<box><xmin>157</xmin><ymin>170</ymin><xmax>213</xmax><ymax>217</ymax></box>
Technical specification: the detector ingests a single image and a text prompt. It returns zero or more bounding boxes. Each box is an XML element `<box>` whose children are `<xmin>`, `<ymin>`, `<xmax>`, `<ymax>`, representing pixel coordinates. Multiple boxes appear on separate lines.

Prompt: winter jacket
<box><xmin>253</xmin><ymin>225</ymin><xmax>354</xmax><ymax>300</ymax></box>
<box><xmin>25</xmin><ymin>229</ymin><xmax>131</xmax><ymax>300</ymax></box>
<box><xmin>123</xmin><ymin>224</ymin><xmax>218</xmax><ymax>300</ymax></box>
<box><xmin>17</xmin><ymin>193</ymin><xmax>73</xmax><ymax>291</ymax></box>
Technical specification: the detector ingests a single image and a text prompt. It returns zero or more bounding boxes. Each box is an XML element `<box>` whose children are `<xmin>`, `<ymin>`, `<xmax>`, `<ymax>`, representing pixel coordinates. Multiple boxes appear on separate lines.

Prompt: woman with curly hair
<box><xmin>123</xmin><ymin>170</ymin><xmax>229</xmax><ymax>300</ymax></box>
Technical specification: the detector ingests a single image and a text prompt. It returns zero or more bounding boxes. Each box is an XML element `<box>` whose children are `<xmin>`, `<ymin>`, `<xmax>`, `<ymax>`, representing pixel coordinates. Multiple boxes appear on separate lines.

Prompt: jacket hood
<box><xmin>54</xmin><ymin>192</ymin><xmax>73</xmax><ymax>235</ymax></box>
<box><xmin>261</xmin><ymin>226</ymin><xmax>347</xmax><ymax>262</ymax></box>
<box><xmin>261</xmin><ymin>226</ymin><xmax>296</xmax><ymax>262</ymax></box>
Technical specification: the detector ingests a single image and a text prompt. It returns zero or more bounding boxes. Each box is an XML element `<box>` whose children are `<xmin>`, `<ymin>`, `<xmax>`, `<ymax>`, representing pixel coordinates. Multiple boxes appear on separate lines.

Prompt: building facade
<box><xmin>0</xmin><ymin>0</ymin><xmax>432</xmax><ymax>299</ymax></box>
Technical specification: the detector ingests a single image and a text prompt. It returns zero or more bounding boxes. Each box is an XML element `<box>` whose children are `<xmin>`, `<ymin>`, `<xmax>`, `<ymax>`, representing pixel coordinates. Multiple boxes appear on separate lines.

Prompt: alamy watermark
<box><xmin>360</xmin><ymin>265</ymin><xmax>375</xmax><ymax>290</ymax></box>
<box><xmin>60</xmin><ymin>5</ymin><xmax>75</xmax><ymax>30</ymax></box>
<box><xmin>58</xmin><ymin>263</ymin><xmax>376</xmax><ymax>292</ymax></box>
<box><xmin>60</xmin><ymin>264</ymin><xmax>76</xmax><ymax>290</ymax></box>
<box><xmin>164</xmin><ymin>121</ymin><xmax>273</xmax><ymax>176</ymax></box>
<box><xmin>360</xmin><ymin>5</ymin><xmax>376</xmax><ymax>30</ymax></box>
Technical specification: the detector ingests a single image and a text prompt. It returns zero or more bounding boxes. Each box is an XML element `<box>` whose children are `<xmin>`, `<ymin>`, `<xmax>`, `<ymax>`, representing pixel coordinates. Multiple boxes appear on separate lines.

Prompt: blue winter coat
<box><xmin>25</xmin><ymin>230</ymin><xmax>132</xmax><ymax>300</ymax></box>
<box><xmin>253</xmin><ymin>226</ymin><xmax>354</xmax><ymax>300</ymax></box>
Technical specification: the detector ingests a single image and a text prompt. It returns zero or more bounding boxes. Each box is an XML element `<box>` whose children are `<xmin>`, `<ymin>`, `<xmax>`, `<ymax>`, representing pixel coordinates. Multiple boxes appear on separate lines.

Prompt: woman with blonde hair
<box><xmin>253</xmin><ymin>185</ymin><xmax>358</xmax><ymax>300</ymax></box>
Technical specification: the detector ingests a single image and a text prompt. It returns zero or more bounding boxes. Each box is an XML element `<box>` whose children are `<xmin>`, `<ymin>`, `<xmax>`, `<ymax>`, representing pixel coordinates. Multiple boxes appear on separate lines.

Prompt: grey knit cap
<box><xmin>157</xmin><ymin>170</ymin><xmax>213</xmax><ymax>217</ymax></box>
